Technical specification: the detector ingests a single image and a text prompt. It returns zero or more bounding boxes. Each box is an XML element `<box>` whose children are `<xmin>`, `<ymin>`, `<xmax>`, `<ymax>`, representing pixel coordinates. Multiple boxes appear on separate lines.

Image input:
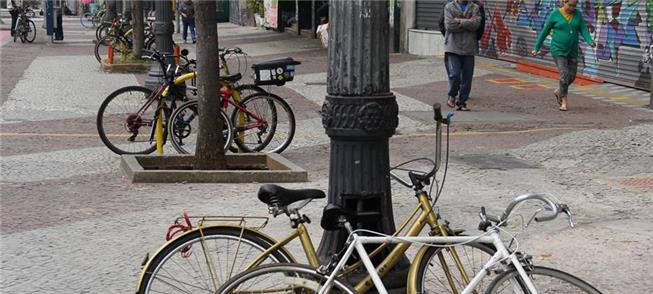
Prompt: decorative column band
<box><xmin>321</xmin><ymin>94</ymin><xmax>399</xmax><ymax>137</ymax></box>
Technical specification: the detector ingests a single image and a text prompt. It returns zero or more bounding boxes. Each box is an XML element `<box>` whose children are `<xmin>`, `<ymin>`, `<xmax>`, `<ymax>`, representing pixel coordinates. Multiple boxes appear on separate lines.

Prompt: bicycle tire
<box><xmin>137</xmin><ymin>226</ymin><xmax>295</xmax><ymax>294</ymax></box>
<box><xmin>216</xmin><ymin>263</ymin><xmax>356</xmax><ymax>294</ymax></box>
<box><xmin>485</xmin><ymin>266</ymin><xmax>602</xmax><ymax>294</ymax></box>
<box><xmin>96</xmin><ymin>23</ymin><xmax>110</xmax><ymax>41</ymax></box>
<box><xmin>94</xmin><ymin>36</ymin><xmax>125</xmax><ymax>63</ymax></box>
<box><xmin>414</xmin><ymin>241</ymin><xmax>497</xmax><ymax>293</ymax></box>
<box><xmin>227</xmin><ymin>84</ymin><xmax>266</xmax><ymax>153</ymax></box>
<box><xmin>81</xmin><ymin>12</ymin><xmax>93</xmax><ymax>28</ymax></box>
<box><xmin>168</xmin><ymin>100</ymin><xmax>234</xmax><ymax>154</ymax></box>
<box><xmin>93</xmin><ymin>11</ymin><xmax>105</xmax><ymax>28</ymax></box>
<box><xmin>144</xmin><ymin>38</ymin><xmax>178</xmax><ymax>52</ymax></box>
<box><xmin>231</xmin><ymin>92</ymin><xmax>296</xmax><ymax>153</ymax></box>
<box><xmin>24</xmin><ymin>20</ymin><xmax>36</xmax><ymax>43</ymax></box>
<box><xmin>96</xmin><ymin>86</ymin><xmax>159</xmax><ymax>155</ymax></box>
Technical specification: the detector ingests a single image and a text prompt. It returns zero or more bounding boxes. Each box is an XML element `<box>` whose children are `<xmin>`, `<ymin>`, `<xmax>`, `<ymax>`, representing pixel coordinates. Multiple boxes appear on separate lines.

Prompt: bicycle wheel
<box><xmin>24</xmin><ymin>20</ymin><xmax>36</xmax><ymax>43</ymax></box>
<box><xmin>217</xmin><ymin>263</ymin><xmax>356</xmax><ymax>294</ymax></box>
<box><xmin>414</xmin><ymin>241</ymin><xmax>497</xmax><ymax>293</ymax></box>
<box><xmin>485</xmin><ymin>266</ymin><xmax>602</xmax><ymax>294</ymax></box>
<box><xmin>81</xmin><ymin>12</ymin><xmax>94</xmax><ymax>28</ymax></box>
<box><xmin>137</xmin><ymin>226</ymin><xmax>295</xmax><ymax>294</ymax></box>
<box><xmin>96</xmin><ymin>23</ymin><xmax>110</xmax><ymax>41</ymax></box>
<box><xmin>94</xmin><ymin>36</ymin><xmax>124</xmax><ymax>63</ymax></box>
<box><xmin>168</xmin><ymin>100</ymin><xmax>234</xmax><ymax>154</ymax></box>
<box><xmin>96</xmin><ymin>86</ymin><xmax>159</xmax><ymax>155</ymax></box>
<box><xmin>226</xmin><ymin>85</ymin><xmax>266</xmax><ymax>153</ymax></box>
<box><xmin>231</xmin><ymin>92</ymin><xmax>295</xmax><ymax>153</ymax></box>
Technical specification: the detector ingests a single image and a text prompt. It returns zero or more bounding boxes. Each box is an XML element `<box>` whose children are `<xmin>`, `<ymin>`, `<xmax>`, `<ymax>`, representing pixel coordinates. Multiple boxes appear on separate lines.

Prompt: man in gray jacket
<box><xmin>444</xmin><ymin>0</ymin><xmax>482</xmax><ymax>111</ymax></box>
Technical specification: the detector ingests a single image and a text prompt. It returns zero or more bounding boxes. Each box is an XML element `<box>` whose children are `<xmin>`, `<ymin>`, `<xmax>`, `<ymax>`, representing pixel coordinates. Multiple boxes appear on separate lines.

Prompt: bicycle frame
<box><xmin>322</xmin><ymin>231</ymin><xmax>536</xmax><ymax>294</ymax></box>
<box><xmin>229</xmin><ymin>190</ymin><xmax>468</xmax><ymax>294</ymax></box>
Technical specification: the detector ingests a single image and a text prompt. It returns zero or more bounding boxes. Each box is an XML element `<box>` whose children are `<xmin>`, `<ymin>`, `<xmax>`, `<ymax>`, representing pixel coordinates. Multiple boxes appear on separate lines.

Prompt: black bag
<box><xmin>439</xmin><ymin>0</ymin><xmax>486</xmax><ymax>41</ymax></box>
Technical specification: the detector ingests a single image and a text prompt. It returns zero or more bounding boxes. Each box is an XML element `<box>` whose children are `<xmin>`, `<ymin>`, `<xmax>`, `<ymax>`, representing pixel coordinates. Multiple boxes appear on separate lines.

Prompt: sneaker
<box><xmin>183</xmin><ymin>40</ymin><xmax>188</xmax><ymax>44</ymax></box>
<box><xmin>192</xmin><ymin>40</ymin><xmax>196</xmax><ymax>44</ymax></box>
<box><xmin>447</xmin><ymin>96</ymin><xmax>456</xmax><ymax>108</ymax></box>
<box><xmin>456</xmin><ymin>105</ymin><xmax>470</xmax><ymax>111</ymax></box>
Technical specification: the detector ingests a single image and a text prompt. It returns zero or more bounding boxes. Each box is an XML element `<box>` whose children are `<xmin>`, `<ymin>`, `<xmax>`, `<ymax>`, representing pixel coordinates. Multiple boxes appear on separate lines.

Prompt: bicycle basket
<box><xmin>221</xmin><ymin>52</ymin><xmax>250</xmax><ymax>77</ymax></box>
<box><xmin>252</xmin><ymin>57</ymin><xmax>301</xmax><ymax>86</ymax></box>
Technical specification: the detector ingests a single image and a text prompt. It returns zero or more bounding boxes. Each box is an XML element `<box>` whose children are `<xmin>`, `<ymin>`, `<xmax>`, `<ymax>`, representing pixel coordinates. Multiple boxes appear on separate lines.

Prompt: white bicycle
<box><xmin>216</xmin><ymin>193</ymin><xmax>601</xmax><ymax>294</ymax></box>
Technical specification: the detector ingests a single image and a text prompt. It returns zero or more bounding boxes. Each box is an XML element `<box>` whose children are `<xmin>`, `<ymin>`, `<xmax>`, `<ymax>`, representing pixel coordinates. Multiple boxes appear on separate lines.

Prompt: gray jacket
<box><xmin>444</xmin><ymin>1</ymin><xmax>481</xmax><ymax>56</ymax></box>
<box><xmin>180</xmin><ymin>1</ymin><xmax>195</xmax><ymax>22</ymax></box>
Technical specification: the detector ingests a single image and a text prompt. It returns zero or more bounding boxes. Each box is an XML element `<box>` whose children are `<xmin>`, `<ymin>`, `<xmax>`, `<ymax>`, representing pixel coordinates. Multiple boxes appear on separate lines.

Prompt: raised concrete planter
<box><xmin>100</xmin><ymin>60</ymin><xmax>152</xmax><ymax>73</ymax></box>
<box><xmin>121</xmin><ymin>153</ymin><xmax>308</xmax><ymax>183</ymax></box>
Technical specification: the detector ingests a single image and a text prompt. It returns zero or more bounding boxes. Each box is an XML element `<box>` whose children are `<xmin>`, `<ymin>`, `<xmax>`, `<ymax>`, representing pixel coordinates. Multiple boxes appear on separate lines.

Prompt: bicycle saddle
<box><xmin>253</xmin><ymin>57</ymin><xmax>301</xmax><ymax>67</ymax></box>
<box><xmin>220</xmin><ymin>73</ymin><xmax>242</xmax><ymax>83</ymax></box>
<box><xmin>257</xmin><ymin>184</ymin><xmax>325</xmax><ymax>208</ymax></box>
<box><xmin>321</xmin><ymin>203</ymin><xmax>381</xmax><ymax>231</ymax></box>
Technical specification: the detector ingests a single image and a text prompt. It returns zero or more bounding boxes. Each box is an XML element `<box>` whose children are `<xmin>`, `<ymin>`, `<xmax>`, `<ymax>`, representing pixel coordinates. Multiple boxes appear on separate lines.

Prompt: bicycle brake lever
<box><xmin>559</xmin><ymin>204</ymin><xmax>575</xmax><ymax>228</ymax></box>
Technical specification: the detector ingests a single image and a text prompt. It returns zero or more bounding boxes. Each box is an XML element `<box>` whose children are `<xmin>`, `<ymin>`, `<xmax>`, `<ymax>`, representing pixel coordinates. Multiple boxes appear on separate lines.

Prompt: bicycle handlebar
<box><xmin>219</xmin><ymin>47</ymin><xmax>244</xmax><ymax>56</ymax></box>
<box><xmin>389</xmin><ymin>103</ymin><xmax>453</xmax><ymax>191</ymax></box>
<box><xmin>483</xmin><ymin>193</ymin><xmax>574</xmax><ymax>227</ymax></box>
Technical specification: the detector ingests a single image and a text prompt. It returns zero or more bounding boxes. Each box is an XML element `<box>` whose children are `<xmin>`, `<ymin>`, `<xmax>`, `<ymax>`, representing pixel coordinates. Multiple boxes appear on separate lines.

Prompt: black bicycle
<box><xmin>13</xmin><ymin>5</ymin><xmax>36</xmax><ymax>43</ymax></box>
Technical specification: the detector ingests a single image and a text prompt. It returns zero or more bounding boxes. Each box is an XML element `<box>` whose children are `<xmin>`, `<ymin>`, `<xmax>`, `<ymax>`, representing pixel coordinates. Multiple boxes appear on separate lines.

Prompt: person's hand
<box><xmin>454</xmin><ymin>18</ymin><xmax>461</xmax><ymax>24</ymax></box>
<box><xmin>531</xmin><ymin>50</ymin><xmax>539</xmax><ymax>56</ymax></box>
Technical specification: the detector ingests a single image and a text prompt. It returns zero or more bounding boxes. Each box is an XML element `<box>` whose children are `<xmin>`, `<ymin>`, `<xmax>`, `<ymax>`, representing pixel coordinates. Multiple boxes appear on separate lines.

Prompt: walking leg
<box><xmin>457</xmin><ymin>55</ymin><xmax>475</xmax><ymax>109</ymax></box>
<box><xmin>553</xmin><ymin>56</ymin><xmax>571</xmax><ymax>110</ymax></box>
<box><xmin>190</xmin><ymin>20</ymin><xmax>196</xmax><ymax>43</ymax></box>
<box><xmin>446</xmin><ymin>53</ymin><xmax>462</xmax><ymax>105</ymax></box>
<box><xmin>182</xmin><ymin>21</ymin><xmax>188</xmax><ymax>42</ymax></box>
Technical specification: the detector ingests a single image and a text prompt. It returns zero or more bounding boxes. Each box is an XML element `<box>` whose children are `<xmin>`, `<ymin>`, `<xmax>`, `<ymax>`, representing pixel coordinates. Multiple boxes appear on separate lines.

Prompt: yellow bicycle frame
<box><xmin>155</xmin><ymin>71</ymin><xmax>197</xmax><ymax>154</ymax></box>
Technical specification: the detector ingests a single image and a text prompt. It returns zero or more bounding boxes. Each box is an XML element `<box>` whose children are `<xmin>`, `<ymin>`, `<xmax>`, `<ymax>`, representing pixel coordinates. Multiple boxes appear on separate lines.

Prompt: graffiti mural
<box><xmin>477</xmin><ymin>0</ymin><xmax>652</xmax><ymax>89</ymax></box>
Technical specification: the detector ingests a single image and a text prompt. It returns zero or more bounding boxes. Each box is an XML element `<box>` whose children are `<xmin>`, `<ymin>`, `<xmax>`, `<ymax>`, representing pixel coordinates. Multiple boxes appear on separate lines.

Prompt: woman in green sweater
<box><xmin>531</xmin><ymin>0</ymin><xmax>595</xmax><ymax>111</ymax></box>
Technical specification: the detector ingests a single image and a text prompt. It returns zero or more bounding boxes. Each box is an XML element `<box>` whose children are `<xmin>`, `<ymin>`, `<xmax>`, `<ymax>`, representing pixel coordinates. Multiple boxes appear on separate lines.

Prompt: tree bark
<box><xmin>193</xmin><ymin>0</ymin><xmax>226</xmax><ymax>170</ymax></box>
<box><xmin>131</xmin><ymin>0</ymin><xmax>144</xmax><ymax>58</ymax></box>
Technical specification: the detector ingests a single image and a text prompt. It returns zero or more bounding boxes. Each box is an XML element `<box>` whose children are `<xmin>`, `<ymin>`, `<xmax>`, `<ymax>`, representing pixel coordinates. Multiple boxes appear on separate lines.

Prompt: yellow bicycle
<box><xmin>135</xmin><ymin>103</ymin><xmax>495</xmax><ymax>293</ymax></box>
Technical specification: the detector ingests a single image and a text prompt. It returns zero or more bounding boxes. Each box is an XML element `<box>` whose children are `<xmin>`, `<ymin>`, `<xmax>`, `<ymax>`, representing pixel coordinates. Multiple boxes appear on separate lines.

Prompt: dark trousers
<box><xmin>182</xmin><ymin>19</ymin><xmax>196</xmax><ymax>42</ymax></box>
<box><xmin>10</xmin><ymin>11</ymin><xmax>19</xmax><ymax>36</ymax></box>
<box><xmin>553</xmin><ymin>56</ymin><xmax>578</xmax><ymax>97</ymax></box>
<box><xmin>445</xmin><ymin>52</ymin><xmax>475</xmax><ymax>107</ymax></box>
<box><xmin>54</xmin><ymin>13</ymin><xmax>64</xmax><ymax>40</ymax></box>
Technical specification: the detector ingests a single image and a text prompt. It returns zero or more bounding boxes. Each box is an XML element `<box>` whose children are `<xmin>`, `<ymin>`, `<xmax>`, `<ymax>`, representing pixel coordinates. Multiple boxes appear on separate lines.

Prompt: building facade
<box><xmin>404</xmin><ymin>0</ymin><xmax>652</xmax><ymax>90</ymax></box>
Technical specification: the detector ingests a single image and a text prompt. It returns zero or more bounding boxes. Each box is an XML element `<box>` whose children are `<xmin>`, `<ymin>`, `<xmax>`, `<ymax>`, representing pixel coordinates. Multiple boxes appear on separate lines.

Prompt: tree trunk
<box><xmin>193</xmin><ymin>0</ymin><xmax>226</xmax><ymax>170</ymax></box>
<box><xmin>131</xmin><ymin>0</ymin><xmax>144</xmax><ymax>58</ymax></box>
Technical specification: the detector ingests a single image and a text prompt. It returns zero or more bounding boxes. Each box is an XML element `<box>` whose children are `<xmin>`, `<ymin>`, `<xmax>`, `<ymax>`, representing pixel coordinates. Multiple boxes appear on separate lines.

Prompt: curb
<box><xmin>516</xmin><ymin>61</ymin><xmax>604</xmax><ymax>86</ymax></box>
<box><xmin>121</xmin><ymin>153</ymin><xmax>308</xmax><ymax>183</ymax></box>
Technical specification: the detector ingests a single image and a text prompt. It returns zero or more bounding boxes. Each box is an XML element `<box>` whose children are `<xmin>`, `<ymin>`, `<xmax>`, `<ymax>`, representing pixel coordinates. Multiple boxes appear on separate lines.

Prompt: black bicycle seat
<box><xmin>257</xmin><ymin>184</ymin><xmax>326</xmax><ymax>207</ymax></box>
<box><xmin>321</xmin><ymin>203</ymin><xmax>381</xmax><ymax>231</ymax></box>
<box><xmin>220</xmin><ymin>73</ymin><xmax>242</xmax><ymax>83</ymax></box>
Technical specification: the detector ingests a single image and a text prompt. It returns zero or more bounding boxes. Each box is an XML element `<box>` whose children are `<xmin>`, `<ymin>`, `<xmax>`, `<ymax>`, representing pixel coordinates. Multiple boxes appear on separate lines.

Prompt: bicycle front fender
<box><xmin>406</xmin><ymin>245</ymin><xmax>431</xmax><ymax>294</ymax></box>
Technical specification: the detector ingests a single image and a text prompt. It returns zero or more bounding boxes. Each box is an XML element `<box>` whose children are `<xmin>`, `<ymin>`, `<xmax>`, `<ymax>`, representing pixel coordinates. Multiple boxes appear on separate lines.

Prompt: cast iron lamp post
<box><xmin>144</xmin><ymin>0</ymin><xmax>175</xmax><ymax>89</ymax></box>
<box><xmin>317</xmin><ymin>1</ymin><xmax>409</xmax><ymax>291</ymax></box>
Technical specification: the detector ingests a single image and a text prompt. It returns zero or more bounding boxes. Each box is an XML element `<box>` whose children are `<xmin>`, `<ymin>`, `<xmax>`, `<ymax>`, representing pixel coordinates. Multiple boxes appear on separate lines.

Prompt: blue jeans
<box><xmin>445</xmin><ymin>53</ymin><xmax>475</xmax><ymax>107</ymax></box>
<box><xmin>182</xmin><ymin>19</ymin><xmax>196</xmax><ymax>42</ymax></box>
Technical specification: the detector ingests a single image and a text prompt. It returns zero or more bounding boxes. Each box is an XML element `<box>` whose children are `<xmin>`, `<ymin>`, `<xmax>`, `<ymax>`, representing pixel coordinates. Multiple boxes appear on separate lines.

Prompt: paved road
<box><xmin>1</xmin><ymin>17</ymin><xmax>652</xmax><ymax>293</ymax></box>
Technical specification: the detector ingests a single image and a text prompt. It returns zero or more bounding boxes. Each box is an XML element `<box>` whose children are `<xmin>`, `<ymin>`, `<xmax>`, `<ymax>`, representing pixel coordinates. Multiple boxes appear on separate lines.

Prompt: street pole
<box><xmin>317</xmin><ymin>1</ymin><xmax>408</xmax><ymax>291</ymax></box>
<box><xmin>144</xmin><ymin>0</ymin><xmax>175</xmax><ymax>89</ymax></box>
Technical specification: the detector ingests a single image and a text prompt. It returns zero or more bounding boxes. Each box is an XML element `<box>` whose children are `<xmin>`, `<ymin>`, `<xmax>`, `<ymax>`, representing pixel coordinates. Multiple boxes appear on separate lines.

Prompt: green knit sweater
<box><xmin>534</xmin><ymin>9</ymin><xmax>593</xmax><ymax>58</ymax></box>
